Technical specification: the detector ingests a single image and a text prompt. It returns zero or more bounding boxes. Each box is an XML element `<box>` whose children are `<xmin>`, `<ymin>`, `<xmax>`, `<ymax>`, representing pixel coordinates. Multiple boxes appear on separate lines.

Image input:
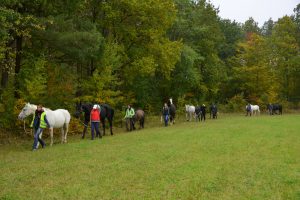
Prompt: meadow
<box><xmin>0</xmin><ymin>114</ymin><xmax>299</xmax><ymax>200</ymax></box>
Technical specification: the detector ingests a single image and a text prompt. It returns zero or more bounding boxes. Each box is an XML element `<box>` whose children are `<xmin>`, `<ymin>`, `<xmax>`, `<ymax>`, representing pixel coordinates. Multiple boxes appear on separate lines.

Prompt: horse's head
<box><xmin>185</xmin><ymin>105</ymin><xmax>191</xmax><ymax>112</ymax></box>
<box><xmin>74</xmin><ymin>102</ymin><xmax>83</xmax><ymax>118</ymax></box>
<box><xmin>18</xmin><ymin>103</ymin><xmax>36</xmax><ymax>120</ymax></box>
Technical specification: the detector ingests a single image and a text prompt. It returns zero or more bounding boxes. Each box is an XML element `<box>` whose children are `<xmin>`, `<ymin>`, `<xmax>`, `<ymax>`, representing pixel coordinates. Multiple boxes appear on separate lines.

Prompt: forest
<box><xmin>1</xmin><ymin>0</ymin><xmax>300</xmax><ymax>129</ymax></box>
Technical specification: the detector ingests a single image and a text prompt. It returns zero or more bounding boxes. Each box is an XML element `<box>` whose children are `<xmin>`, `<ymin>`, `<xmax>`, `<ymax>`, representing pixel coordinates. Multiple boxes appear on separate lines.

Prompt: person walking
<box><xmin>90</xmin><ymin>105</ymin><xmax>101</xmax><ymax>140</ymax></box>
<box><xmin>162</xmin><ymin>103</ymin><xmax>170</xmax><ymax>126</ymax></box>
<box><xmin>124</xmin><ymin>105</ymin><xmax>135</xmax><ymax>131</ymax></box>
<box><xmin>31</xmin><ymin>104</ymin><xmax>50</xmax><ymax>151</ymax></box>
<box><xmin>200</xmin><ymin>104</ymin><xmax>206</xmax><ymax>122</ymax></box>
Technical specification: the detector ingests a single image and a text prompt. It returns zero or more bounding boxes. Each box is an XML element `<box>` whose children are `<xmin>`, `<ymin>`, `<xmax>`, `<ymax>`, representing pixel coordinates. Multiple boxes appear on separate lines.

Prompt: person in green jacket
<box><xmin>124</xmin><ymin>105</ymin><xmax>135</xmax><ymax>131</ymax></box>
<box><xmin>31</xmin><ymin>104</ymin><xmax>50</xmax><ymax>151</ymax></box>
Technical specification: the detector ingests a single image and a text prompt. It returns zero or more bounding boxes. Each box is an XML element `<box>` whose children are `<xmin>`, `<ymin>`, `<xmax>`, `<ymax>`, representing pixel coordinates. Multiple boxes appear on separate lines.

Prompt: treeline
<box><xmin>0</xmin><ymin>0</ymin><xmax>300</xmax><ymax>128</ymax></box>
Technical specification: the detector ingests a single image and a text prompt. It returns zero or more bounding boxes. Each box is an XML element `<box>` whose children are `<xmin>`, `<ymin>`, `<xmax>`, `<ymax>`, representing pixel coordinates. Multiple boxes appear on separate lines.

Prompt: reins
<box><xmin>23</xmin><ymin>120</ymin><xmax>32</xmax><ymax>134</ymax></box>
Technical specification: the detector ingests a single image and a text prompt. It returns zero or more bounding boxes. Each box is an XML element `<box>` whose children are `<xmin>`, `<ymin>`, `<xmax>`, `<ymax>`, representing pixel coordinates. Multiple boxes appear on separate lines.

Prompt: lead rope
<box><xmin>23</xmin><ymin>120</ymin><xmax>32</xmax><ymax>135</ymax></box>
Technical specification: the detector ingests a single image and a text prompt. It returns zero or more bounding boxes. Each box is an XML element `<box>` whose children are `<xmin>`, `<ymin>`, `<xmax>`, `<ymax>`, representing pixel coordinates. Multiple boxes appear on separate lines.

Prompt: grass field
<box><xmin>0</xmin><ymin>114</ymin><xmax>299</xmax><ymax>200</ymax></box>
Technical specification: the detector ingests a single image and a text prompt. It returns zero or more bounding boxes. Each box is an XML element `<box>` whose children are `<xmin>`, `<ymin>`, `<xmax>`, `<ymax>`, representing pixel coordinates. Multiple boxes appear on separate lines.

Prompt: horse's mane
<box><xmin>26</xmin><ymin>103</ymin><xmax>52</xmax><ymax>111</ymax></box>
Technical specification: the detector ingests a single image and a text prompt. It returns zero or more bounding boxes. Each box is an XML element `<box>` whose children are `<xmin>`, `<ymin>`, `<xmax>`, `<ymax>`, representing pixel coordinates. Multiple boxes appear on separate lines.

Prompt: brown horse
<box><xmin>134</xmin><ymin>109</ymin><xmax>145</xmax><ymax>129</ymax></box>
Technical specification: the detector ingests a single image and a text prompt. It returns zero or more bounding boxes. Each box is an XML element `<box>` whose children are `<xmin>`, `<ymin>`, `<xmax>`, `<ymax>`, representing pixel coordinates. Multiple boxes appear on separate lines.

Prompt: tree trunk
<box><xmin>14</xmin><ymin>35</ymin><xmax>23</xmax><ymax>98</ymax></box>
<box><xmin>1</xmin><ymin>66</ymin><xmax>9</xmax><ymax>88</ymax></box>
<box><xmin>1</xmin><ymin>41</ymin><xmax>12</xmax><ymax>88</ymax></box>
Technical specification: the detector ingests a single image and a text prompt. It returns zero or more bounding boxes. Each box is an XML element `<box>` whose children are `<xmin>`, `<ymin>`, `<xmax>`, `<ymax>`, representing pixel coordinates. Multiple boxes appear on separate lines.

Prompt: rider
<box><xmin>162</xmin><ymin>103</ymin><xmax>170</xmax><ymax>126</ymax></box>
<box><xmin>90</xmin><ymin>105</ymin><xmax>101</xmax><ymax>140</ymax></box>
<box><xmin>30</xmin><ymin>104</ymin><xmax>50</xmax><ymax>151</ymax></box>
<box><xmin>124</xmin><ymin>105</ymin><xmax>135</xmax><ymax>131</ymax></box>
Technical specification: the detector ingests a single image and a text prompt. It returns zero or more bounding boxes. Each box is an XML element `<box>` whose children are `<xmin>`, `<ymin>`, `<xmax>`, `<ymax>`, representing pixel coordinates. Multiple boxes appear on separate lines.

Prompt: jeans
<box><xmin>32</xmin><ymin>128</ymin><xmax>45</xmax><ymax>150</ymax></box>
<box><xmin>163</xmin><ymin>115</ymin><xmax>169</xmax><ymax>126</ymax></box>
<box><xmin>126</xmin><ymin>118</ymin><xmax>134</xmax><ymax>131</ymax></box>
<box><xmin>91</xmin><ymin>122</ymin><xmax>101</xmax><ymax>139</ymax></box>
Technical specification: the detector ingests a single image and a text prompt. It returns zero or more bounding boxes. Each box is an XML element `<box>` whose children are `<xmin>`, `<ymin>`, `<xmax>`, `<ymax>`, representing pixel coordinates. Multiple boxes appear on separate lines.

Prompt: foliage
<box><xmin>0</xmin><ymin>1</ymin><xmax>300</xmax><ymax>129</ymax></box>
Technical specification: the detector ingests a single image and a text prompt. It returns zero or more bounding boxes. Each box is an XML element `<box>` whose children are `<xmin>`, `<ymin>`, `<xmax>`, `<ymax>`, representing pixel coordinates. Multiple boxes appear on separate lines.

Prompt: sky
<box><xmin>209</xmin><ymin>0</ymin><xmax>299</xmax><ymax>26</ymax></box>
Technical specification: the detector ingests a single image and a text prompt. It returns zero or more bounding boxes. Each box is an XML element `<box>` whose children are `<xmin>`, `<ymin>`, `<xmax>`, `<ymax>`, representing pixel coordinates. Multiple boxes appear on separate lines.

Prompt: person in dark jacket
<box><xmin>31</xmin><ymin>104</ymin><xmax>50</xmax><ymax>151</ymax></box>
<box><xmin>162</xmin><ymin>103</ymin><xmax>170</xmax><ymax>126</ymax></box>
<box><xmin>200</xmin><ymin>104</ymin><xmax>206</xmax><ymax>122</ymax></box>
<box><xmin>246</xmin><ymin>103</ymin><xmax>252</xmax><ymax>116</ymax></box>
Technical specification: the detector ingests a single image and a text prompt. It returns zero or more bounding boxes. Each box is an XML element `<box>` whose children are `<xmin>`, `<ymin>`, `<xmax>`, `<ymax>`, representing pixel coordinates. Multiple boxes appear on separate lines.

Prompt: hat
<box><xmin>93</xmin><ymin>105</ymin><xmax>98</xmax><ymax>109</ymax></box>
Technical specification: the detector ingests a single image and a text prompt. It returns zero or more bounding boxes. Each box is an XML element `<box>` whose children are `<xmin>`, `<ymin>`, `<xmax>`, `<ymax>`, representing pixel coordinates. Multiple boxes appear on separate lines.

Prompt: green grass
<box><xmin>0</xmin><ymin>114</ymin><xmax>299</xmax><ymax>200</ymax></box>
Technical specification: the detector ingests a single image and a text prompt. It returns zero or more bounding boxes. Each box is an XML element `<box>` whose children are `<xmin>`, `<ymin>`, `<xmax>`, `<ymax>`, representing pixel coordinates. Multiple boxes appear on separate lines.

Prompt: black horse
<box><xmin>209</xmin><ymin>104</ymin><xmax>218</xmax><ymax>119</ymax></box>
<box><xmin>195</xmin><ymin>106</ymin><xmax>201</xmax><ymax>122</ymax></box>
<box><xmin>167</xmin><ymin>98</ymin><xmax>176</xmax><ymax>125</ymax></box>
<box><xmin>267</xmin><ymin>104</ymin><xmax>282</xmax><ymax>115</ymax></box>
<box><xmin>74</xmin><ymin>102</ymin><xmax>114</xmax><ymax>138</ymax></box>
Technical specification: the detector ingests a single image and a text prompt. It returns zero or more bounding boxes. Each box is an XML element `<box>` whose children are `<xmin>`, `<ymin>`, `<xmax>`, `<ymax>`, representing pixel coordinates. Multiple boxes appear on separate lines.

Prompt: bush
<box><xmin>224</xmin><ymin>94</ymin><xmax>247</xmax><ymax>112</ymax></box>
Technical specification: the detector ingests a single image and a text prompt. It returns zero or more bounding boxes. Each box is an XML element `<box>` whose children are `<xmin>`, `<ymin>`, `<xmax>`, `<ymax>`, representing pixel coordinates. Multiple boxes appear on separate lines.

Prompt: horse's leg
<box><xmin>101</xmin><ymin>118</ymin><xmax>105</xmax><ymax>136</ymax></box>
<box><xmin>64</xmin><ymin>123</ymin><xmax>69</xmax><ymax>143</ymax></box>
<box><xmin>61</xmin><ymin>127</ymin><xmax>64</xmax><ymax>144</ymax></box>
<box><xmin>82</xmin><ymin>126</ymin><xmax>87</xmax><ymax>139</ymax></box>
<box><xmin>50</xmin><ymin>128</ymin><xmax>54</xmax><ymax>146</ymax></box>
<box><xmin>109</xmin><ymin>117</ymin><xmax>113</xmax><ymax>135</ymax></box>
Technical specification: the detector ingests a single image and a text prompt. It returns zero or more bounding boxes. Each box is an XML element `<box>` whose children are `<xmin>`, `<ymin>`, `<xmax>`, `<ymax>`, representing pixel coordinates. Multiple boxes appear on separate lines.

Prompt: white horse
<box><xmin>18</xmin><ymin>103</ymin><xmax>71</xmax><ymax>146</ymax></box>
<box><xmin>185</xmin><ymin>104</ymin><xmax>195</xmax><ymax>121</ymax></box>
<box><xmin>246</xmin><ymin>104</ymin><xmax>260</xmax><ymax>116</ymax></box>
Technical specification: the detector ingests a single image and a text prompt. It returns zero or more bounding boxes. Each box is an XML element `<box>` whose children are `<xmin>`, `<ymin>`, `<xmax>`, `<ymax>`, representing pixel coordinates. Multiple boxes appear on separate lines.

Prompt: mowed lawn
<box><xmin>0</xmin><ymin>115</ymin><xmax>299</xmax><ymax>200</ymax></box>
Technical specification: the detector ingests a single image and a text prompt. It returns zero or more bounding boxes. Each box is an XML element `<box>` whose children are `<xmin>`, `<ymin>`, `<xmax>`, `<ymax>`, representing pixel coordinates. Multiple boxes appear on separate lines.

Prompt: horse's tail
<box><xmin>111</xmin><ymin>108</ymin><xmax>115</xmax><ymax>120</ymax></box>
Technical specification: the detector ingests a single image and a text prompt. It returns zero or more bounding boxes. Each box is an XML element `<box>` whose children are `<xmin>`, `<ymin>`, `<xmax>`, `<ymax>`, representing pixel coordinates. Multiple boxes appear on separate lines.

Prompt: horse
<box><xmin>267</xmin><ymin>104</ymin><xmax>282</xmax><ymax>115</ymax></box>
<box><xmin>209</xmin><ymin>104</ymin><xmax>218</xmax><ymax>119</ymax></box>
<box><xmin>74</xmin><ymin>102</ymin><xmax>114</xmax><ymax>137</ymax></box>
<box><xmin>18</xmin><ymin>103</ymin><xmax>71</xmax><ymax>146</ymax></box>
<box><xmin>185</xmin><ymin>105</ymin><xmax>195</xmax><ymax>121</ymax></box>
<box><xmin>245</xmin><ymin>104</ymin><xmax>260</xmax><ymax>116</ymax></box>
<box><xmin>167</xmin><ymin>98</ymin><xmax>176</xmax><ymax>125</ymax></box>
<box><xmin>195</xmin><ymin>106</ymin><xmax>201</xmax><ymax>121</ymax></box>
<box><xmin>134</xmin><ymin>109</ymin><xmax>145</xmax><ymax>129</ymax></box>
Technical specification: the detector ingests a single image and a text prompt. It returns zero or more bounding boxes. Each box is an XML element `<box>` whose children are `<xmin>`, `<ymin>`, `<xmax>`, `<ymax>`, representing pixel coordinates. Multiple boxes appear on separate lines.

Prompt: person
<box><xmin>124</xmin><ymin>105</ymin><xmax>135</xmax><ymax>131</ymax></box>
<box><xmin>90</xmin><ymin>105</ymin><xmax>101</xmax><ymax>140</ymax></box>
<box><xmin>246</xmin><ymin>103</ymin><xmax>252</xmax><ymax>116</ymax></box>
<box><xmin>162</xmin><ymin>103</ymin><xmax>170</xmax><ymax>126</ymax></box>
<box><xmin>210</xmin><ymin>103</ymin><xmax>218</xmax><ymax>119</ymax></box>
<box><xmin>200</xmin><ymin>104</ymin><xmax>206</xmax><ymax>122</ymax></box>
<box><xmin>30</xmin><ymin>104</ymin><xmax>50</xmax><ymax>151</ymax></box>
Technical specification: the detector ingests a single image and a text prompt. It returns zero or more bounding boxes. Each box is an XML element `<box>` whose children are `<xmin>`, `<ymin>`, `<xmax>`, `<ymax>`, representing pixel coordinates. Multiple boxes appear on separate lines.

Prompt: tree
<box><xmin>271</xmin><ymin>16</ymin><xmax>300</xmax><ymax>101</ymax></box>
<box><xmin>231</xmin><ymin>33</ymin><xmax>276</xmax><ymax>103</ymax></box>
<box><xmin>262</xmin><ymin>18</ymin><xmax>274</xmax><ymax>37</ymax></box>
<box><xmin>243</xmin><ymin>17</ymin><xmax>261</xmax><ymax>39</ymax></box>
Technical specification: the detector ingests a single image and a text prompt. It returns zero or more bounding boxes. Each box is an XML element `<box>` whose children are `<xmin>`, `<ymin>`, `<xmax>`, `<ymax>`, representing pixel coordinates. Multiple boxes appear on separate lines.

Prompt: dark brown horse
<box><xmin>134</xmin><ymin>109</ymin><xmax>145</xmax><ymax>129</ymax></box>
